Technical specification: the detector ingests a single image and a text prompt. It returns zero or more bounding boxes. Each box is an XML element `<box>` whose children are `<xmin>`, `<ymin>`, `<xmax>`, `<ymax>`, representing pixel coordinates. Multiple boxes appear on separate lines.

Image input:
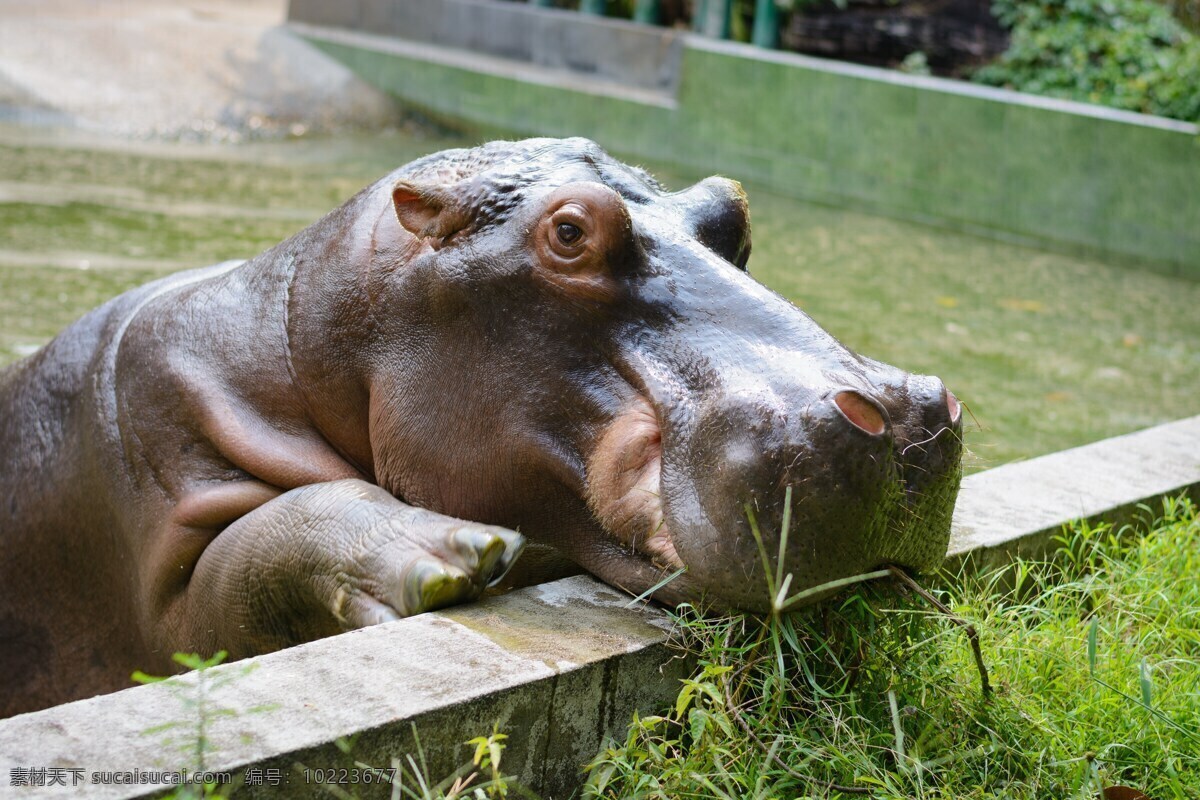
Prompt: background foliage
<box><xmin>973</xmin><ymin>0</ymin><xmax>1200</xmax><ymax>122</ymax></box>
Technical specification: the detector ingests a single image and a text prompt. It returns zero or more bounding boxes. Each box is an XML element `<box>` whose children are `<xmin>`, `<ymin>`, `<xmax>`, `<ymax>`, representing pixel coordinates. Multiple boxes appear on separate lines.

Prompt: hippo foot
<box><xmin>164</xmin><ymin>479</ymin><xmax>525</xmax><ymax>655</ymax></box>
<box><xmin>334</xmin><ymin>519</ymin><xmax>525</xmax><ymax>627</ymax></box>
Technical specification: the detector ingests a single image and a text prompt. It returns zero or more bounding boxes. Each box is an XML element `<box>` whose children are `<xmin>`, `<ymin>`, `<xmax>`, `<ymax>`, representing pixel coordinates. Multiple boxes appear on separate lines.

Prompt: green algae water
<box><xmin>1</xmin><ymin>123</ymin><xmax>1197</xmax><ymax>471</ymax></box>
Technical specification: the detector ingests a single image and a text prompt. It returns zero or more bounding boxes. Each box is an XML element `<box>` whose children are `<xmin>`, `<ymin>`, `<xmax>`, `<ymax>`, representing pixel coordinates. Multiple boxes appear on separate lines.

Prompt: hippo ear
<box><xmin>392</xmin><ymin>181</ymin><xmax>471</xmax><ymax>240</ymax></box>
<box><xmin>684</xmin><ymin>177</ymin><xmax>752</xmax><ymax>271</ymax></box>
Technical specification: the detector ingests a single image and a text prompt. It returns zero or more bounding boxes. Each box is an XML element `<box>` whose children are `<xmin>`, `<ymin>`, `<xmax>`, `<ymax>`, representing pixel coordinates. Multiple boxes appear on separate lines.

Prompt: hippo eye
<box><xmin>544</xmin><ymin>200</ymin><xmax>601</xmax><ymax>264</ymax></box>
<box><xmin>556</xmin><ymin>222</ymin><xmax>583</xmax><ymax>246</ymax></box>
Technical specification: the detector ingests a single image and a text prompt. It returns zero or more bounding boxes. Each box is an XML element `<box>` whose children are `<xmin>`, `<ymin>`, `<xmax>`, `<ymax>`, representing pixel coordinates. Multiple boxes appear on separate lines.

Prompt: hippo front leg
<box><xmin>162</xmin><ymin>479</ymin><xmax>524</xmax><ymax>658</ymax></box>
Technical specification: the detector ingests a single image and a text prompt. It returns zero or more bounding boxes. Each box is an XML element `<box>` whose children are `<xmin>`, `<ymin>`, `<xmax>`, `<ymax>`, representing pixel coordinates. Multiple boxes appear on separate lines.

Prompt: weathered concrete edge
<box><xmin>688</xmin><ymin>37</ymin><xmax>1199</xmax><ymax>135</ymax></box>
<box><xmin>2</xmin><ymin>416</ymin><xmax>1197</xmax><ymax>797</ymax></box>
<box><xmin>946</xmin><ymin>414</ymin><xmax>1200</xmax><ymax>571</ymax></box>
<box><xmin>286</xmin><ymin>22</ymin><xmax>678</xmax><ymax>110</ymax></box>
<box><xmin>287</xmin><ymin>0</ymin><xmax>686</xmax><ymax>94</ymax></box>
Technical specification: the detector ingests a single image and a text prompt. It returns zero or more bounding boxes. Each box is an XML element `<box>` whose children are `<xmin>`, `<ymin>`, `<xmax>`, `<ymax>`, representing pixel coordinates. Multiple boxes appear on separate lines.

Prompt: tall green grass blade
<box><xmin>776</xmin><ymin>485</ymin><xmax>793</xmax><ymax>593</ymax></box>
<box><xmin>745</xmin><ymin>503</ymin><xmax>777</xmax><ymax>599</ymax></box>
<box><xmin>888</xmin><ymin>689</ymin><xmax>907</xmax><ymax>765</ymax></box>
<box><xmin>777</xmin><ymin>569</ymin><xmax>892</xmax><ymax>612</ymax></box>
<box><xmin>1087</xmin><ymin>616</ymin><xmax>1098</xmax><ymax>677</ymax></box>
<box><xmin>624</xmin><ymin>567</ymin><xmax>688</xmax><ymax>608</ymax></box>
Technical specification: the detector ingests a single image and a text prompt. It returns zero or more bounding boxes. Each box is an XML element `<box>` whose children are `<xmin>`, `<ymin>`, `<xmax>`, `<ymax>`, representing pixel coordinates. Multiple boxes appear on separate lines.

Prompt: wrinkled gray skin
<box><xmin>0</xmin><ymin>138</ymin><xmax>961</xmax><ymax>718</ymax></box>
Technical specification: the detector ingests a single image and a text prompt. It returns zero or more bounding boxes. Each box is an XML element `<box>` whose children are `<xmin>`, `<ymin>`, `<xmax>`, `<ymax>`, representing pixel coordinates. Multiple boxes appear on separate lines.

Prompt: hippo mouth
<box><xmin>585</xmin><ymin>396</ymin><xmax>682</xmax><ymax>571</ymax></box>
<box><xmin>581</xmin><ymin>379</ymin><xmax>962</xmax><ymax>612</ymax></box>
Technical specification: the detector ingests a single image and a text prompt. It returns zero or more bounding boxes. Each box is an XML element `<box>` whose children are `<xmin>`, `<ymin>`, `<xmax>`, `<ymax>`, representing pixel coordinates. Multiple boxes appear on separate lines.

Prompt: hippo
<box><xmin>0</xmin><ymin>138</ymin><xmax>962</xmax><ymax>718</ymax></box>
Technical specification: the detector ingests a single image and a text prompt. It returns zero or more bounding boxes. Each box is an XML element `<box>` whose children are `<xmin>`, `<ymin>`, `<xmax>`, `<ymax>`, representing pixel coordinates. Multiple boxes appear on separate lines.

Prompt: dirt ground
<box><xmin>0</xmin><ymin>0</ymin><xmax>400</xmax><ymax>139</ymax></box>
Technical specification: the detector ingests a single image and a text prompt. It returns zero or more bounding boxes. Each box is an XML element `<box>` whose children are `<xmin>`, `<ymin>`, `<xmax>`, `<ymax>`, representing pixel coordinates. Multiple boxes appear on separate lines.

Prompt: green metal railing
<box><xmin>634</xmin><ymin>0</ymin><xmax>660</xmax><ymax>24</ymax></box>
<box><xmin>527</xmin><ymin>0</ymin><xmax>780</xmax><ymax>48</ymax></box>
<box><xmin>752</xmin><ymin>0</ymin><xmax>779</xmax><ymax>47</ymax></box>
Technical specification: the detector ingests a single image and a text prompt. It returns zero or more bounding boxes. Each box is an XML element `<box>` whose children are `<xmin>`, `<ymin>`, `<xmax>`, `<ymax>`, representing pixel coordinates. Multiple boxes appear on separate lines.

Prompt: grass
<box><xmin>1</xmin><ymin>125</ymin><xmax>1198</xmax><ymax>471</ymax></box>
<box><xmin>584</xmin><ymin>495</ymin><xmax>1200</xmax><ymax>799</ymax></box>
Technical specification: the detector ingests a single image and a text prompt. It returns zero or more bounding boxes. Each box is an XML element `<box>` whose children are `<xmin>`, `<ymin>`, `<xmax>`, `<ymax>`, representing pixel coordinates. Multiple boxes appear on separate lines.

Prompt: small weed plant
<box><xmin>295</xmin><ymin>725</ymin><xmax>526</xmax><ymax>800</ymax></box>
<box><xmin>586</xmin><ymin>495</ymin><xmax>1200</xmax><ymax>798</ymax></box>
<box><xmin>132</xmin><ymin>651</ymin><xmax>264</xmax><ymax>800</ymax></box>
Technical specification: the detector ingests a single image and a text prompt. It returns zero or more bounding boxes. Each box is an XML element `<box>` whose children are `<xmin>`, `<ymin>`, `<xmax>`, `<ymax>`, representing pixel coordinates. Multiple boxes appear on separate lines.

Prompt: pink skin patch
<box><xmin>586</xmin><ymin>397</ymin><xmax>682</xmax><ymax>568</ymax></box>
<box><xmin>834</xmin><ymin>390</ymin><xmax>886</xmax><ymax>435</ymax></box>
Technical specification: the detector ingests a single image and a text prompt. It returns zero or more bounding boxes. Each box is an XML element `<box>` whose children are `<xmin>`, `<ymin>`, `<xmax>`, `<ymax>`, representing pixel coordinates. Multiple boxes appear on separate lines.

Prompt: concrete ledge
<box><xmin>689</xmin><ymin>36</ymin><xmax>1199</xmax><ymax>135</ymax></box>
<box><xmin>0</xmin><ymin>578</ymin><xmax>688</xmax><ymax>799</ymax></box>
<box><xmin>2</xmin><ymin>417</ymin><xmax>1198</xmax><ymax>797</ymax></box>
<box><xmin>948</xmin><ymin>414</ymin><xmax>1200</xmax><ymax>569</ymax></box>
<box><xmin>287</xmin><ymin>22</ymin><xmax>677</xmax><ymax>110</ymax></box>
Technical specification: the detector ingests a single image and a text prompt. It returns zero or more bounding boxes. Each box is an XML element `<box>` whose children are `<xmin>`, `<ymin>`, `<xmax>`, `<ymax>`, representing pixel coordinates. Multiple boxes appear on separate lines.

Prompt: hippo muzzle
<box><xmin>655</xmin><ymin>367</ymin><xmax>962</xmax><ymax>612</ymax></box>
<box><xmin>580</xmin><ymin>208</ymin><xmax>963</xmax><ymax>612</ymax></box>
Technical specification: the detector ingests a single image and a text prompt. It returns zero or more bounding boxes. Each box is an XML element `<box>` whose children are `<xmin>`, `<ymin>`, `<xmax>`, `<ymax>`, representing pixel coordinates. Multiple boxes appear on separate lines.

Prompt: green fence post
<box><xmin>634</xmin><ymin>0</ymin><xmax>660</xmax><ymax>24</ymax></box>
<box><xmin>702</xmin><ymin>0</ymin><xmax>731</xmax><ymax>39</ymax></box>
<box><xmin>580</xmin><ymin>0</ymin><xmax>606</xmax><ymax>14</ymax></box>
<box><xmin>752</xmin><ymin>0</ymin><xmax>779</xmax><ymax>47</ymax></box>
<box><xmin>693</xmin><ymin>0</ymin><xmax>708</xmax><ymax>31</ymax></box>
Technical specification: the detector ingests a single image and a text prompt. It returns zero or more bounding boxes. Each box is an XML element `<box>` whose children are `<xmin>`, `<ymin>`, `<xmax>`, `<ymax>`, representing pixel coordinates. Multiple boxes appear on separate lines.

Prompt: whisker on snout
<box><xmin>899</xmin><ymin>425</ymin><xmax>956</xmax><ymax>457</ymax></box>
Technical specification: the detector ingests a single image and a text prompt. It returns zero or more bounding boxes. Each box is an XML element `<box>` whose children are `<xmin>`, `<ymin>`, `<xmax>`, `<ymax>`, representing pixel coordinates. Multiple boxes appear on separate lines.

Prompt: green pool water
<box><xmin>1</xmin><ymin>124</ymin><xmax>1196</xmax><ymax>471</ymax></box>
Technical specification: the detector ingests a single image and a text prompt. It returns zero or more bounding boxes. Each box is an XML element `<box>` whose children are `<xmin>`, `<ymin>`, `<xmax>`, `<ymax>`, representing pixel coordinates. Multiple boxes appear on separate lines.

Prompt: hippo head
<box><xmin>353</xmin><ymin>138</ymin><xmax>962</xmax><ymax>612</ymax></box>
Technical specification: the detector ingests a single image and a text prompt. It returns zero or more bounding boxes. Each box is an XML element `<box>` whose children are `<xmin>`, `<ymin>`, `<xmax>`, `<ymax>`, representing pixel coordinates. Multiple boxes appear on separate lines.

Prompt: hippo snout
<box><xmin>654</xmin><ymin>370</ymin><xmax>964</xmax><ymax>613</ymax></box>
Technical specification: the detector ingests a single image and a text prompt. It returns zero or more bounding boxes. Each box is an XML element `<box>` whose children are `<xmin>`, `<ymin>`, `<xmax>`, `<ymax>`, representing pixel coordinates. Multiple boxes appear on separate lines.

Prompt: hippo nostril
<box><xmin>834</xmin><ymin>390</ymin><xmax>887</xmax><ymax>436</ymax></box>
<box><xmin>946</xmin><ymin>390</ymin><xmax>961</xmax><ymax>424</ymax></box>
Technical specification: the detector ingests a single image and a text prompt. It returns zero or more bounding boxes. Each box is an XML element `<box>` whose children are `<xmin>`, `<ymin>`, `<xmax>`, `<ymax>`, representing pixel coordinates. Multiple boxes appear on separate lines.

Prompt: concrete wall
<box><xmin>288</xmin><ymin>1</ymin><xmax>1200</xmax><ymax>278</ymax></box>
<box><xmin>946</xmin><ymin>414</ymin><xmax>1200</xmax><ymax>570</ymax></box>
<box><xmin>287</xmin><ymin>0</ymin><xmax>684</xmax><ymax>93</ymax></box>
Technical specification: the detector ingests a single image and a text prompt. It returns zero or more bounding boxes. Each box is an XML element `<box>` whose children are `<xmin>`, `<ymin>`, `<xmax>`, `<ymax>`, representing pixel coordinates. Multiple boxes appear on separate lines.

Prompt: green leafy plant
<box><xmin>973</xmin><ymin>0</ymin><xmax>1200</xmax><ymax>122</ymax></box>
<box><xmin>899</xmin><ymin>51</ymin><xmax>933</xmax><ymax>76</ymax></box>
<box><xmin>463</xmin><ymin>727</ymin><xmax>511</xmax><ymax>798</ymax></box>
